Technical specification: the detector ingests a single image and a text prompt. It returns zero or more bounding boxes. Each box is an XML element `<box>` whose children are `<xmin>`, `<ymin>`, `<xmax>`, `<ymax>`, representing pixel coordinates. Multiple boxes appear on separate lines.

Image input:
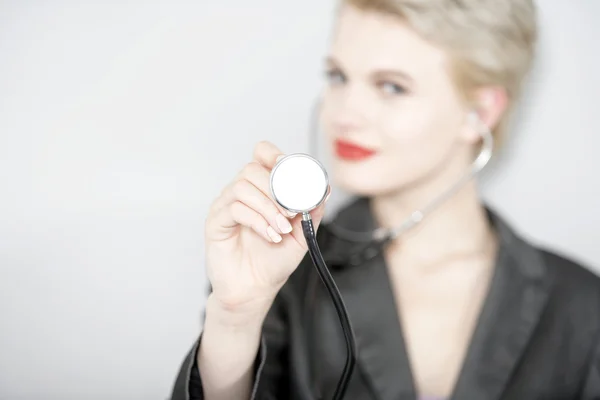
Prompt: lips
<box><xmin>334</xmin><ymin>139</ymin><xmax>377</xmax><ymax>161</ymax></box>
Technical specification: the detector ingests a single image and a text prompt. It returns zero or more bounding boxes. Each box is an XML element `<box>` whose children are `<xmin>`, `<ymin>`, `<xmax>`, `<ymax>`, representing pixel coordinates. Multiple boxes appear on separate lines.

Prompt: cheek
<box><xmin>381</xmin><ymin>104</ymin><xmax>453</xmax><ymax>157</ymax></box>
<box><xmin>321</xmin><ymin>94</ymin><xmax>466</xmax><ymax>195</ymax></box>
<box><xmin>375</xmin><ymin>103</ymin><xmax>462</xmax><ymax>180</ymax></box>
<box><xmin>318</xmin><ymin>101</ymin><xmax>338</xmax><ymax>139</ymax></box>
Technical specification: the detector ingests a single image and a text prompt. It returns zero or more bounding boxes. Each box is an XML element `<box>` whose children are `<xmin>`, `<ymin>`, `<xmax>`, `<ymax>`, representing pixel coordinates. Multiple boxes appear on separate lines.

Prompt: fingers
<box><xmin>253</xmin><ymin>141</ymin><xmax>284</xmax><ymax>169</ymax></box>
<box><xmin>221</xmin><ymin>201</ymin><xmax>283</xmax><ymax>243</ymax></box>
<box><xmin>231</xmin><ymin>178</ymin><xmax>293</xmax><ymax>235</ymax></box>
<box><xmin>208</xmin><ymin>141</ymin><xmax>310</xmax><ymax>243</ymax></box>
<box><xmin>208</xmin><ymin>162</ymin><xmax>297</xmax><ymax>242</ymax></box>
<box><xmin>212</xmin><ymin>161</ymin><xmax>296</xmax><ymax>218</ymax></box>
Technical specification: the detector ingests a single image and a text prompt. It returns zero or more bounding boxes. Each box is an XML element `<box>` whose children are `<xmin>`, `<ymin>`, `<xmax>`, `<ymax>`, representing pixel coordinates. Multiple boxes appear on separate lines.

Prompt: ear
<box><xmin>473</xmin><ymin>86</ymin><xmax>508</xmax><ymax>129</ymax></box>
<box><xmin>461</xmin><ymin>86</ymin><xmax>508</xmax><ymax>143</ymax></box>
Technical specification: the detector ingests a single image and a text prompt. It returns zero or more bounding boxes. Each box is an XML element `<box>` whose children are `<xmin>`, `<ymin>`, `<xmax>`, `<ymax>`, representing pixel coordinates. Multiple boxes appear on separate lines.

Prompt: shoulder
<box><xmin>511</xmin><ymin>232</ymin><xmax>600</xmax><ymax>334</ymax></box>
<box><xmin>541</xmin><ymin>247</ymin><xmax>600</xmax><ymax>285</ymax></box>
<box><xmin>539</xmin><ymin>246</ymin><xmax>600</xmax><ymax>307</ymax></box>
<box><xmin>489</xmin><ymin>205</ymin><xmax>600</xmax><ymax>304</ymax></box>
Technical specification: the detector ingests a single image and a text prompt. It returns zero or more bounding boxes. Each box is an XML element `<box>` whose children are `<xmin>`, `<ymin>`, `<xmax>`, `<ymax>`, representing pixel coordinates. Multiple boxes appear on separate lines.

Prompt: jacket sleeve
<box><xmin>169</xmin><ymin>293</ymin><xmax>290</xmax><ymax>400</ymax></box>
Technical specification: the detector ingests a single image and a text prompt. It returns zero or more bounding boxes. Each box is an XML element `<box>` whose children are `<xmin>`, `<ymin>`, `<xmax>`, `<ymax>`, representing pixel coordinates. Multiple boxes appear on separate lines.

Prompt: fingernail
<box><xmin>325</xmin><ymin>192</ymin><xmax>331</xmax><ymax>202</ymax></box>
<box><xmin>267</xmin><ymin>226</ymin><xmax>282</xmax><ymax>243</ymax></box>
<box><xmin>276</xmin><ymin>155</ymin><xmax>285</xmax><ymax>163</ymax></box>
<box><xmin>276</xmin><ymin>214</ymin><xmax>293</xmax><ymax>234</ymax></box>
<box><xmin>286</xmin><ymin>211</ymin><xmax>297</xmax><ymax>218</ymax></box>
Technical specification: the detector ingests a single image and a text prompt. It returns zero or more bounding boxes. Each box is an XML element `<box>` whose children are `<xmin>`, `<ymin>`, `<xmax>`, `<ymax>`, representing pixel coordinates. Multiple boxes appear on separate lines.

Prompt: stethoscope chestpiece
<box><xmin>271</xmin><ymin>154</ymin><xmax>357</xmax><ymax>400</ymax></box>
<box><xmin>270</xmin><ymin>153</ymin><xmax>329</xmax><ymax>217</ymax></box>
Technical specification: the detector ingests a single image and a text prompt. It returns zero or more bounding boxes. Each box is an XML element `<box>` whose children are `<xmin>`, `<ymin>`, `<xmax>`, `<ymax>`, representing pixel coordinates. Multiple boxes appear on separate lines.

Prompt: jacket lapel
<box><xmin>322</xmin><ymin>198</ymin><xmax>417</xmax><ymax>400</ymax></box>
<box><xmin>449</xmin><ymin>209</ymin><xmax>555</xmax><ymax>400</ymax></box>
<box><xmin>321</xmin><ymin>199</ymin><xmax>555</xmax><ymax>400</ymax></box>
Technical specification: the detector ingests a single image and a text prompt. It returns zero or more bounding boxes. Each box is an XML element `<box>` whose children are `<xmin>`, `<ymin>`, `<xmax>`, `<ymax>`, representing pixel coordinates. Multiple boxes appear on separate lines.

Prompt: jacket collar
<box><xmin>318</xmin><ymin>197</ymin><xmax>555</xmax><ymax>400</ymax></box>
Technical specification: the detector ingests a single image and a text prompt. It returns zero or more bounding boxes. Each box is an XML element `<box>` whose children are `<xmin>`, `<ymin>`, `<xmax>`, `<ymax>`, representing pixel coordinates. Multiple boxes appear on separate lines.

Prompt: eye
<box><xmin>378</xmin><ymin>81</ymin><xmax>406</xmax><ymax>96</ymax></box>
<box><xmin>325</xmin><ymin>68</ymin><xmax>347</xmax><ymax>86</ymax></box>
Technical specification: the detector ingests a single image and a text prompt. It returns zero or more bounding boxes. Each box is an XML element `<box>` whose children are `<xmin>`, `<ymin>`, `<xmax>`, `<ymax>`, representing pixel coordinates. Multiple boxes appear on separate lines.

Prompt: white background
<box><xmin>0</xmin><ymin>1</ymin><xmax>598</xmax><ymax>399</ymax></box>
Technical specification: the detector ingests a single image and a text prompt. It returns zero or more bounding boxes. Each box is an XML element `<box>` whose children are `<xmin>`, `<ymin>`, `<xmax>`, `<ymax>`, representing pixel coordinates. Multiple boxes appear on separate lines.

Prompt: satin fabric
<box><xmin>171</xmin><ymin>197</ymin><xmax>600</xmax><ymax>400</ymax></box>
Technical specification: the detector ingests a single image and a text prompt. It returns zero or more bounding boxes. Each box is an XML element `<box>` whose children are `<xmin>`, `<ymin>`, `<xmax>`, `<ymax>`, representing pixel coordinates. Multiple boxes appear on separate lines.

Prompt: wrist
<box><xmin>205</xmin><ymin>293</ymin><xmax>273</xmax><ymax>331</ymax></box>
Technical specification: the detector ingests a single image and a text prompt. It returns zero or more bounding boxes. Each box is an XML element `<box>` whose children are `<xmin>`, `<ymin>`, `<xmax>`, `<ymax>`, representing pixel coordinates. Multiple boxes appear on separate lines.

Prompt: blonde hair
<box><xmin>342</xmin><ymin>0</ymin><xmax>538</xmax><ymax>145</ymax></box>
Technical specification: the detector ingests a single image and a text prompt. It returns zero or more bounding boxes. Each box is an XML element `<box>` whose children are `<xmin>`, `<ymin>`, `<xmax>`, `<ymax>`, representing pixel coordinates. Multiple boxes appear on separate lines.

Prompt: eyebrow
<box><xmin>325</xmin><ymin>55</ymin><xmax>414</xmax><ymax>83</ymax></box>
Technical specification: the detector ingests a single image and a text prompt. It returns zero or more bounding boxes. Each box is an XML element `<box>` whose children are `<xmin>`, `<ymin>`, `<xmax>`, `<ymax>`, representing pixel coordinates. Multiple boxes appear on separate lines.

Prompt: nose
<box><xmin>338</xmin><ymin>84</ymin><xmax>370</xmax><ymax>118</ymax></box>
<box><xmin>323</xmin><ymin>86</ymin><xmax>371</xmax><ymax>133</ymax></box>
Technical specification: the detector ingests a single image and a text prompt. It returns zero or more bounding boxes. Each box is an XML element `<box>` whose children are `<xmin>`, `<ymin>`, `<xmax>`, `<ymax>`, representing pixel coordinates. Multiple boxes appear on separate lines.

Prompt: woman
<box><xmin>171</xmin><ymin>1</ymin><xmax>600</xmax><ymax>399</ymax></box>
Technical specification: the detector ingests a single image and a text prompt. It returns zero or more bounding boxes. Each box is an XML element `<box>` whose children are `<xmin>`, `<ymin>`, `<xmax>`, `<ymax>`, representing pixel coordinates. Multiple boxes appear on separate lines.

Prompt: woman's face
<box><xmin>320</xmin><ymin>5</ymin><xmax>479</xmax><ymax>197</ymax></box>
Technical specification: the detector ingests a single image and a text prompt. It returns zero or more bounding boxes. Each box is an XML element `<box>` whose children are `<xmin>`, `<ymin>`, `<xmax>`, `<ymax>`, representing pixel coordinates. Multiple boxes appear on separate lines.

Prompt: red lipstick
<box><xmin>334</xmin><ymin>139</ymin><xmax>377</xmax><ymax>161</ymax></box>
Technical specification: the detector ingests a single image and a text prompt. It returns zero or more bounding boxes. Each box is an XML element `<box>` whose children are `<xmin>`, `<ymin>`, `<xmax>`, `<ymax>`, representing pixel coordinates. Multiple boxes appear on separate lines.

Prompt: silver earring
<box><xmin>469</xmin><ymin>111</ymin><xmax>494</xmax><ymax>170</ymax></box>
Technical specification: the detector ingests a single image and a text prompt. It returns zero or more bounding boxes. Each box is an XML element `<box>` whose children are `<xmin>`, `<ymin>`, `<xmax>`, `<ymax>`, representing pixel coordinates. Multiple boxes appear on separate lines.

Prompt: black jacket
<box><xmin>171</xmin><ymin>198</ymin><xmax>600</xmax><ymax>400</ymax></box>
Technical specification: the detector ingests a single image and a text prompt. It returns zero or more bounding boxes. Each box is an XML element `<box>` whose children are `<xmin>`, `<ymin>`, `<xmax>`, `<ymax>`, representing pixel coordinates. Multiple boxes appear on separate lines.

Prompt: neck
<box><xmin>371</xmin><ymin>177</ymin><xmax>494</xmax><ymax>269</ymax></box>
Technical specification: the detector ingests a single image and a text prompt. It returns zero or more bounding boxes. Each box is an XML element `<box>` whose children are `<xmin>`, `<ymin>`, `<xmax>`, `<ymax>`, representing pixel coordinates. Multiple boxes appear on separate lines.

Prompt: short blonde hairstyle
<box><xmin>342</xmin><ymin>0</ymin><xmax>538</xmax><ymax>145</ymax></box>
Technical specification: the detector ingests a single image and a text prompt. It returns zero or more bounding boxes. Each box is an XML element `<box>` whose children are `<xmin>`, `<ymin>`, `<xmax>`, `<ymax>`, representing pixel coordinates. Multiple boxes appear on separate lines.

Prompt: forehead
<box><xmin>329</xmin><ymin>5</ymin><xmax>448</xmax><ymax>76</ymax></box>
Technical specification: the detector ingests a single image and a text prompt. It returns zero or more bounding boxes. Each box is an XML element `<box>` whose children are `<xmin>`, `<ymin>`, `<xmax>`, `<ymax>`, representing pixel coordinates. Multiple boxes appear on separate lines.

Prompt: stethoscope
<box><xmin>268</xmin><ymin>103</ymin><xmax>494</xmax><ymax>400</ymax></box>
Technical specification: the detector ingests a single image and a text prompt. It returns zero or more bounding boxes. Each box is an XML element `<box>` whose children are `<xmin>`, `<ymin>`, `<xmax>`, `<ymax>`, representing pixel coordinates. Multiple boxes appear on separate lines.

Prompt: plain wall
<box><xmin>0</xmin><ymin>1</ymin><xmax>598</xmax><ymax>399</ymax></box>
